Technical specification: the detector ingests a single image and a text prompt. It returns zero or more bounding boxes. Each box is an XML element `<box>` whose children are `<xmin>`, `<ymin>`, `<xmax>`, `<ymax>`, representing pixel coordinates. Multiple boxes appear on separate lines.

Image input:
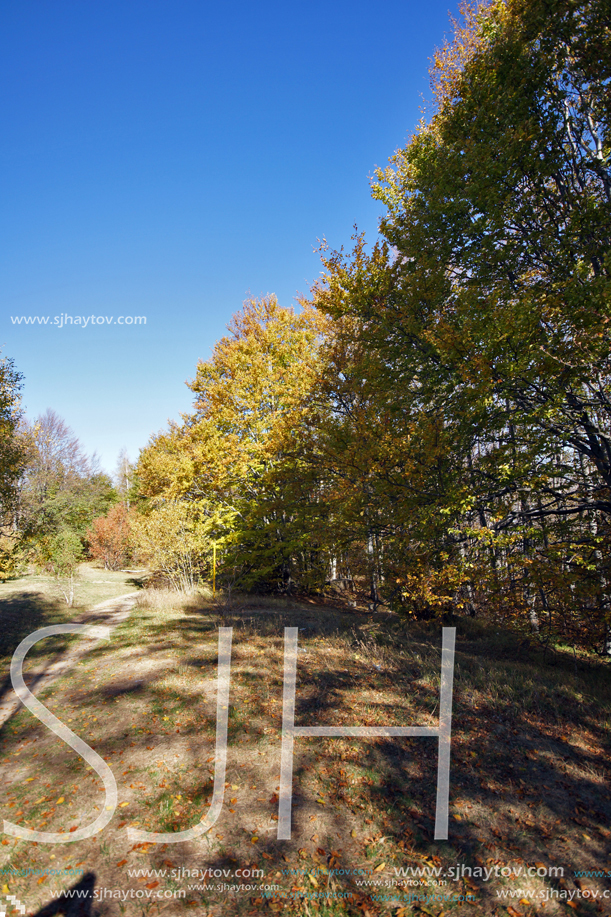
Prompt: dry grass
<box><xmin>0</xmin><ymin>588</ymin><xmax>610</xmax><ymax>916</ymax></box>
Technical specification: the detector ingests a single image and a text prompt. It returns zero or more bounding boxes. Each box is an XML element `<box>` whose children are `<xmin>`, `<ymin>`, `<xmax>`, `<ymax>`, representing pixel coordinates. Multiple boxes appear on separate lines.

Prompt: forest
<box><xmin>1</xmin><ymin>0</ymin><xmax>610</xmax><ymax>655</ymax></box>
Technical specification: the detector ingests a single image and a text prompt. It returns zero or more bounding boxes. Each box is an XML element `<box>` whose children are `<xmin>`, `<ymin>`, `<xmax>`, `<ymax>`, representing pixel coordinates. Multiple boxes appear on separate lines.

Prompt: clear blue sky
<box><xmin>1</xmin><ymin>0</ymin><xmax>460</xmax><ymax>474</ymax></box>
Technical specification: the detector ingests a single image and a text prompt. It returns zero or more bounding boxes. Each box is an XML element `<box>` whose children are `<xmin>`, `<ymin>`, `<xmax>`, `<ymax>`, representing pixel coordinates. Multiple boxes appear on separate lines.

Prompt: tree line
<box><xmin>1</xmin><ymin>0</ymin><xmax>609</xmax><ymax>651</ymax></box>
<box><xmin>0</xmin><ymin>382</ymin><xmax>134</xmax><ymax>602</ymax></box>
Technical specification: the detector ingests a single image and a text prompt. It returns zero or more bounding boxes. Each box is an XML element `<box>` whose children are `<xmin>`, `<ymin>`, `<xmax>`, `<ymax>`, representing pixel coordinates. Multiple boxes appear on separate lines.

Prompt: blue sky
<box><xmin>1</xmin><ymin>0</ymin><xmax>460</xmax><ymax>474</ymax></box>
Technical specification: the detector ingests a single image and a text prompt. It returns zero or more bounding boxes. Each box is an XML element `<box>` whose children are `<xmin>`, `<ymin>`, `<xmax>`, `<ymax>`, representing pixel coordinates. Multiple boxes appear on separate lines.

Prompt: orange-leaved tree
<box><xmin>87</xmin><ymin>503</ymin><xmax>131</xmax><ymax>571</ymax></box>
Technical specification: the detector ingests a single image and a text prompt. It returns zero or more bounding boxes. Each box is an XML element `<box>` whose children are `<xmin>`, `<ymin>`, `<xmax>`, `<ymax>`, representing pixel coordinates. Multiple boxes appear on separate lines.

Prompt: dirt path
<box><xmin>0</xmin><ymin>591</ymin><xmax>139</xmax><ymax>729</ymax></box>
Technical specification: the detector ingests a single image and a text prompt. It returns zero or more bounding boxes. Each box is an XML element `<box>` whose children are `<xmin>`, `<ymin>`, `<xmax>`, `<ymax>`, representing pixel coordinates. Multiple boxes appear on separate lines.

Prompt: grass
<box><xmin>0</xmin><ymin>562</ymin><xmax>146</xmax><ymax>688</ymax></box>
<box><xmin>0</xmin><ymin>586</ymin><xmax>610</xmax><ymax>916</ymax></box>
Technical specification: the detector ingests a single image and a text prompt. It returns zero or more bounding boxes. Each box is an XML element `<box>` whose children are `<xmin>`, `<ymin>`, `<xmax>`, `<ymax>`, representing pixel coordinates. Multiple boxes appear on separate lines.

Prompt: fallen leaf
<box><xmin>56</xmin><ymin>797</ymin><xmax>65</xmax><ymax>804</ymax></box>
<box><xmin>116</xmin><ymin>860</ymin><xmax>127</xmax><ymax>868</ymax></box>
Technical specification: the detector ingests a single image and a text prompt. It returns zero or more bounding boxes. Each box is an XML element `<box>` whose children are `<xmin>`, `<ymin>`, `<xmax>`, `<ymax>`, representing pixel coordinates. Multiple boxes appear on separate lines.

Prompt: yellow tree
<box><xmin>136</xmin><ymin>295</ymin><xmax>329</xmax><ymax>590</ymax></box>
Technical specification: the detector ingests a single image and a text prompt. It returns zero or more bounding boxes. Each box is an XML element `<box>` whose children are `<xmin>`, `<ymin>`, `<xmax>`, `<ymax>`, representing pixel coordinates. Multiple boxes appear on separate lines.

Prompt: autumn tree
<box><xmin>136</xmin><ymin>295</ymin><xmax>329</xmax><ymax>591</ymax></box>
<box><xmin>372</xmin><ymin>0</ymin><xmax>611</xmax><ymax>520</ymax></box>
<box><xmin>87</xmin><ymin>503</ymin><xmax>132</xmax><ymax>570</ymax></box>
<box><xmin>129</xmin><ymin>0</ymin><xmax>610</xmax><ymax>648</ymax></box>
<box><xmin>308</xmin><ymin>233</ymin><xmax>473</xmax><ymax>612</ymax></box>
<box><xmin>130</xmin><ymin>501</ymin><xmax>205</xmax><ymax>592</ymax></box>
<box><xmin>308</xmin><ymin>0</ymin><xmax>611</xmax><ymax>644</ymax></box>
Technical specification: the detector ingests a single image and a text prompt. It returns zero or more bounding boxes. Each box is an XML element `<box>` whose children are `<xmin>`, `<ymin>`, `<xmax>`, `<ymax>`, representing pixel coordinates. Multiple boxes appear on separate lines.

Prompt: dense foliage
<box><xmin>136</xmin><ymin>295</ymin><xmax>328</xmax><ymax>591</ymax></box>
<box><xmin>133</xmin><ymin>0</ymin><xmax>611</xmax><ymax>654</ymax></box>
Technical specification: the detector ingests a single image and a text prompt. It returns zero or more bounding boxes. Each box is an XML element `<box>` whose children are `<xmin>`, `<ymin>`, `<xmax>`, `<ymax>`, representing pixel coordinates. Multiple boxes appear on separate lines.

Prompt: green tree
<box><xmin>0</xmin><ymin>352</ymin><xmax>26</xmax><ymax>529</ymax></box>
<box><xmin>17</xmin><ymin>409</ymin><xmax>117</xmax><ymax>553</ymax></box>
<box><xmin>47</xmin><ymin>528</ymin><xmax>84</xmax><ymax>607</ymax></box>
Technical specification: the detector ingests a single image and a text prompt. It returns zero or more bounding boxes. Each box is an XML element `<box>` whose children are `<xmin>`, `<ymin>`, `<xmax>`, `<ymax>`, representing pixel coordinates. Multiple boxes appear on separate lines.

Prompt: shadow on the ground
<box><xmin>0</xmin><ymin>591</ymin><xmax>72</xmax><ymax>706</ymax></box>
<box><xmin>33</xmin><ymin>872</ymin><xmax>96</xmax><ymax>916</ymax></box>
<box><xmin>125</xmin><ymin>576</ymin><xmax>148</xmax><ymax>590</ymax></box>
<box><xmin>5</xmin><ymin>594</ymin><xmax>611</xmax><ymax>915</ymax></box>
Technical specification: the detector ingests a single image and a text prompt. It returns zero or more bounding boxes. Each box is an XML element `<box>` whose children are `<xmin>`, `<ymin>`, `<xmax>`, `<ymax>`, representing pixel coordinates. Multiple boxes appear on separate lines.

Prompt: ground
<box><xmin>0</xmin><ymin>571</ymin><xmax>610</xmax><ymax>916</ymax></box>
